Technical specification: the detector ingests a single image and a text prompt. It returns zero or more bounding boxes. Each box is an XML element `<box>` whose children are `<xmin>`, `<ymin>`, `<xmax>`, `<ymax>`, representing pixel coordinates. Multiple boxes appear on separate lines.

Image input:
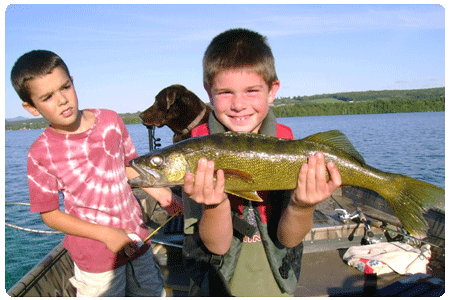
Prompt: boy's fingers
<box><xmin>193</xmin><ymin>158</ymin><xmax>207</xmax><ymax>194</ymax></box>
<box><xmin>183</xmin><ymin>173</ymin><xmax>194</xmax><ymax>194</ymax></box>
<box><xmin>315</xmin><ymin>152</ymin><xmax>328</xmax><ymax>193</ymax></box>
<box><xmin>202</xmin><ymin>160</ymin><xmax>215</xmax><ymax>198</ymax></box>
<box><xmin>327</xmin><ymin>161</ymin><xmax>342</xmax><ymax>190</ymax></box>
<box><xmin>297</xmin><ymin>164</ymin><xmax>308</xmax><ymax>199</ymax></box>
<box><xmin>214</xmin><ymin>169</ymin><xmax>226</xmax><ymax>200</ymax></box>
<box><xmin>185</xmin><ymin>158</ymin><xmax>224</xmax><ymax>205</ymax></box>
<box><xmin>306</xmin><ymin>154</ymin><xmax>317</xmax><ymax>194</ymax></box>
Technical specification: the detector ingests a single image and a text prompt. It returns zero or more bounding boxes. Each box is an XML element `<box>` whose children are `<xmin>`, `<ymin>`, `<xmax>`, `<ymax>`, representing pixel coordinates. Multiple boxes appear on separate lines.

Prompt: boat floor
<box><xmin>156</xmin><ymin>242</ymin><xmax>403</xmax><ymax>296</ymax></box>
<box><xmin>154</xmin><ymin>240</ymin><xmax>444</xmax><ymax>297</ymax></box>
<box><xmin>149</xmin><ymin>187</ymin><xmax>444</xmax><ymax>297</ymax></box>
<box><xmin>298</xmin><ymin>250</ymin><xmax>439</xmax><ymax>296</ymax></box>
<box><xmin>8</xmin><ymin>187</ymin><xmax>444</xmax><ymax>297</ymax></box>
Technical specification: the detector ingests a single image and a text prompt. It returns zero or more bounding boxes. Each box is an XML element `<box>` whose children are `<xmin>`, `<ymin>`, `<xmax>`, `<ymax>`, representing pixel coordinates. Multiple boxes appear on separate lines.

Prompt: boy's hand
<box><xmin>292</xmin><ymin>151</ymin><xmax>342</xmax><ymax>208</ymax></box>
<box><xmin>183</xmin><ymin>158</ymin><xmax>228</xmax><ymax>207</ymax></box>
<box><xmin>102</xmin><ymin>227</ymin><xmax>139</xmax><ymax>258</ymax></box>
<box><xmin>184</xmin><ymin>158</ymin><xmax>233</xmax><ymax>255</ymax></box>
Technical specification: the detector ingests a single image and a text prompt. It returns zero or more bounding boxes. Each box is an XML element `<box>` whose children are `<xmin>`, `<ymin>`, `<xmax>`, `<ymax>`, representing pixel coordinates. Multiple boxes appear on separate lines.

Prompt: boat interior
<box><xmin>7</xmin><ymin>185</ymin><xmax>444</xmax><ymax>297</ymax></box>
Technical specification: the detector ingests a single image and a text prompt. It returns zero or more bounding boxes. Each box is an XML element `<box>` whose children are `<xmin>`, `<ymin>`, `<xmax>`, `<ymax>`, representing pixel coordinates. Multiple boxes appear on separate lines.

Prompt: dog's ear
<box><xmin>166</xmin><ymin>86</ymin><xmax>185</xmax><ymax>110</ymax></box>
<box><xmin>166</xmin><ymin>91</ymin><xmax>177</xmax><ymax>110</ymax></box>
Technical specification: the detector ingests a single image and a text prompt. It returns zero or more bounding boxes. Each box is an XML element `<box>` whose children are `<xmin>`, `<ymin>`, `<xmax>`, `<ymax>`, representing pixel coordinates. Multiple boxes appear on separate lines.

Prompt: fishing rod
<box><xmin>144</xmin><ymin>209</ymin><xmax>182</xmax><ymax>242</ymax></box>
<box><xmin>335</xmin><ymin>207</ymin><xmax>444</xmax><ymax>249</ymax></box>
<box><xmin>127</xmin><ymin>209</ymin><xmax>183</xmax><ymax>250</ymax></box>
<box><xmin>5</xmin><ymin>202</ymin><xmax>63</xmax><ymax>234</ymax></box>
<box><xmin>6</xmin><ymin>202</ymin><xmax>183</xmax><ymax>246</ymax></box>
<box><xmin>366</xmin><ymin>220</ymin><xmax>445</xmax><ymax>250</ymax></box>
<box><xmin>344</xmin><ymin>192</ymin><xmax>380</xmax><ymax>245</ymax></box>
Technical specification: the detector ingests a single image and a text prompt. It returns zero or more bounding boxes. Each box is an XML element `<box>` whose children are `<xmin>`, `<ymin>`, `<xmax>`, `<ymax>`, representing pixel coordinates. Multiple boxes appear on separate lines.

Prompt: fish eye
<box><xmin>150</xmin><ymin>155</ymin><xmax>164</xmax><ymax>167</ymax></box>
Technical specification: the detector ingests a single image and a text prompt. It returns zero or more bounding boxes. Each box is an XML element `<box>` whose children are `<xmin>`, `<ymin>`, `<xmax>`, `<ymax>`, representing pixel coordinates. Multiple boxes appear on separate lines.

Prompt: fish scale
<box><xmin>129</xmin><ymin>130</ymin><xmax>444</xmax><ymax>238</ymax></box>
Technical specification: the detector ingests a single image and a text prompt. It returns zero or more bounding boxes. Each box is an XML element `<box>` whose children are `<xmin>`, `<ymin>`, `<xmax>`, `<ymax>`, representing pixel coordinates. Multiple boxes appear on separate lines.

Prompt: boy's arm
<box><xmin>40</xmin><ymin>209</ymin><xmax>138</xmax><ymax>256</ymax></box>
<box><xmin>126</xmin><ymin>166</ymin><xmax>182</xmax><ymax>212</ymax></box>
<box><xmin>277</xmin><ymin>151</ymin><xmax>341</xmax><ymax>247</ymax></box>
<box><xmin>183</xmin><ymin>158</ymin><xmax>233</xmax><ymax>255</ymax></box>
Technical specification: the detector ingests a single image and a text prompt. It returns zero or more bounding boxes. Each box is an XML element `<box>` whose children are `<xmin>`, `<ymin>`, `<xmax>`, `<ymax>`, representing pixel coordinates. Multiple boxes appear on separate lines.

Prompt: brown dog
<box><xmin>140</xmin><ymin>84</ymin><xmax>211</xmax><ymax>143</ymax></box>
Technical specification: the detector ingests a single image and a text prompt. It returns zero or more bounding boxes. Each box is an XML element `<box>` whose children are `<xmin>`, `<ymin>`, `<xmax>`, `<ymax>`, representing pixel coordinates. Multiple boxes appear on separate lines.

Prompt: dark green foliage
<box><xmin>272</xmin><ymin>97</ymin><xmax>444</xmax><ymax>118</ymax></box>
<box><xmin>6</xmin><ymin>88</ymin><xmax>445</xmax><ymax>130</ymax></box>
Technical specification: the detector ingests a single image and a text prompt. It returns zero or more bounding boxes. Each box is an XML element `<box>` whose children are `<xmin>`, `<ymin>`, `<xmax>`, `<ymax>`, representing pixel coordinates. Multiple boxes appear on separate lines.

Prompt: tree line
<box><xmin>6</xmin><ymin>87</ymin><xmax>445</xmax><ymax>130</ymax></box>
<box><xmin>272</xmin><ymin>97</ymin><xmax>444</xmax><ymax>118</ymax></box>
<box><xmin>275</xmin><ymin>87</ymin><xmax>444</xmax><ymax>104</ymax></box>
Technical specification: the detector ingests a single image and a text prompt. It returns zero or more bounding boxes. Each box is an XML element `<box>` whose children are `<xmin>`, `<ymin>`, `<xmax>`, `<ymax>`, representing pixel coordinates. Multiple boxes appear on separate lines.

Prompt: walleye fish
<box><xmin>129</xmin><ymin>130</ymin><xmax>444</xmax><ymax>238</ymax></box>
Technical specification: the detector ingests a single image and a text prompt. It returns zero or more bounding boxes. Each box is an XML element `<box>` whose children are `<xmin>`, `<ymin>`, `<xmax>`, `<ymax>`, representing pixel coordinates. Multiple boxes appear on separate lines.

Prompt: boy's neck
<box><xmin>50</xmin><ymin>109</ymin><xmax>95</xmax><ymax>134</ymax></box>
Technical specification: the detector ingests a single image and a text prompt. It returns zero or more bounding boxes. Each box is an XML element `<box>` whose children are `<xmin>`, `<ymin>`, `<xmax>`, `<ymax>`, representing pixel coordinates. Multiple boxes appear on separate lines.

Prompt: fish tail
<box><xmin>377</xmin><ymin>174</ymin><xmax>444</xmax><ymax>239</ymax></box>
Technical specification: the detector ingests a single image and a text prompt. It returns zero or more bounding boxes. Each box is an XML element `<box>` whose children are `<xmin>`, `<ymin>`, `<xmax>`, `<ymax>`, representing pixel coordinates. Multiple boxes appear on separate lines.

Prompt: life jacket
<box><xmin>191</xmin><ymin>122</ymin><xmax>294</xmax><ymax>139</ymax></box>
<box><xmin>186</xmin><ymin>119</ymin><xmax>302</xmax><ymax>295</ymax></box>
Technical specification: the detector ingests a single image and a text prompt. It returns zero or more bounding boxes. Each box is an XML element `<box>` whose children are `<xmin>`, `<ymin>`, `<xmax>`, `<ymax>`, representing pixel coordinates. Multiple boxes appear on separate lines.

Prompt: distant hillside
<box><xmin>6</xmin><ymin>117</ymin><xmax>50</xmax><ymax>130</ymax></box>
<box><xmin>5</xmin><ymin>87</ymin><xmax>445</xmax><ymax>131</ymax></box>
<box><xmin>269</xmin><ymin>87</ymin><xmax>444</xmax><ymax>118</ymax></box>
<box><xmin>6</xmin><ymin>116</ymin><xmax>29</xmax><ymax>122</ymax></box>
<box><xmin>273</xmin><ymin>87</ymin><xmax>444</xmax><ymax>105</ymax></box>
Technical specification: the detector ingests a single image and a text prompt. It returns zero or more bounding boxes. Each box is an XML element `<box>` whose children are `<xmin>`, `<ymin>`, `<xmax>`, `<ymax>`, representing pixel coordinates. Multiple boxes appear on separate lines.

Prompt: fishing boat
<box><xmin>6</xmin><ymin>125</ymin><xmax>444</xmax><ymax>297</ymax></box>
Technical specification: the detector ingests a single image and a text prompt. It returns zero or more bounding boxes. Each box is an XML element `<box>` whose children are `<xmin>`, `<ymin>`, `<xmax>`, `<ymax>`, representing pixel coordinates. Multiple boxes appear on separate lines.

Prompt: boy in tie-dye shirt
<box><xmin>11</xmin><ymin>50</ymin><xmax>181</xmax><ymax>296</ymax></box>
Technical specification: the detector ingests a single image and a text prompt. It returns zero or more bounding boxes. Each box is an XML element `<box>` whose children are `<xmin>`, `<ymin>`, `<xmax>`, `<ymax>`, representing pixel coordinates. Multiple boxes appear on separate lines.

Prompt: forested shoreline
<box><xmin>6</xmin><ymin>87</ymin><xmax>444</xmax><ymax>130</ymax></box>
<box><xmin>272</xmin><ymin>97</ymin><xmax>444</xmax><ymax>118</ymax></box>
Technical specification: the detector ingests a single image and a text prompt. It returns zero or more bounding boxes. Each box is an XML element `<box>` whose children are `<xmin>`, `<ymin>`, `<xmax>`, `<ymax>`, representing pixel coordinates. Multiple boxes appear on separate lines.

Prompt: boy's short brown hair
<box><xmin>11</xmin><ymin>50</ymin><xmax>71</xmax><ymax>106</ymax></box>
<box><xmin>203</xmin><ymin>28</ymin><xmax>278</xmax><ymax>90</ymax></box>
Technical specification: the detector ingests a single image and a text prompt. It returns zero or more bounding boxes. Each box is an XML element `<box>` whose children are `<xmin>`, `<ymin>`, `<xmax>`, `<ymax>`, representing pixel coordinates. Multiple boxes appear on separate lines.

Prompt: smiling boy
<box><xmin>11</xmin><ymin>50</ymin><xmax>181</xmax><ymax>296</ymax></box>
<box><xmin>182</xmin><ymin>28</ymin><xmax>342</xmax><ymax>296</ymax></box>
<box><xmin>208</xmin><ymin>69</ymin><xmax>279</xmax><ymax>133</ymax></box>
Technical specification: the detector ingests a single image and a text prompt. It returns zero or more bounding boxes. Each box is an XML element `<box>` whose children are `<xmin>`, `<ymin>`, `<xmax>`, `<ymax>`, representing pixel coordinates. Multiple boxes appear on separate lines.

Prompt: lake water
<box><xmin>4</xmin><ymin>111</ymin><xmax>445</xmax><ymax>291</ymax></box>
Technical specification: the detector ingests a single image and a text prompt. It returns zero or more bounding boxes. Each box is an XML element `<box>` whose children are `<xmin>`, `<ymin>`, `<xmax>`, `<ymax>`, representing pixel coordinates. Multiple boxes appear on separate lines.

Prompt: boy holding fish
<box><xmin>182</xmin><ymin>28</ymin><xmax>342</xmax><ymax>296</ymax></box>
<box><xmin>10</xmin><ymin>50</ymin><xmax>182</xmax><ymax>296</ymax></box>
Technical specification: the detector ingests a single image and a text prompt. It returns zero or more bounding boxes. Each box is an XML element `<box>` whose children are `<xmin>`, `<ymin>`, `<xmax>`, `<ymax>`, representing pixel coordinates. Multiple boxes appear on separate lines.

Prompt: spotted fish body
<box><xmin>129</xmin><ymin>130</ymin><xmax>444</xmax><ymax>238</ymax></box>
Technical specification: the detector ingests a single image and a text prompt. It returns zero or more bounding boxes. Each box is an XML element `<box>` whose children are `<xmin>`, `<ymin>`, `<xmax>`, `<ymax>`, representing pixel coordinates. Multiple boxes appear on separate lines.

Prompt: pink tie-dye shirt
<box><xmin>27</xmin><ymin>109</ymin><xmax>149</xmax><ymax>272</ymax></box>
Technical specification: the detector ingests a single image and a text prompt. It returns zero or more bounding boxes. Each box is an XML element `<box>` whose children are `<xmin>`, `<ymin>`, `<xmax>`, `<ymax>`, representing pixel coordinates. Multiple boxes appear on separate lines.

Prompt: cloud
<box><xmin>256</xmin><ymin>6</ymin><xmax>444</xmax><ymax>37</ymax></box>
<box><xmin>390</xmin><ymin>77</ymin><xmax>444</xmax><ymax>90</ymax></box>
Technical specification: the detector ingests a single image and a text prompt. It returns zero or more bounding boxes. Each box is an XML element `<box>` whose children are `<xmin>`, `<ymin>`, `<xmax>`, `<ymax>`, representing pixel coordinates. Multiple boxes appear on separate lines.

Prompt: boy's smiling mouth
<box><xmin>229</xmin><ymin>114</ymin><xmax>252</xmax><ymax>122</ymax></box>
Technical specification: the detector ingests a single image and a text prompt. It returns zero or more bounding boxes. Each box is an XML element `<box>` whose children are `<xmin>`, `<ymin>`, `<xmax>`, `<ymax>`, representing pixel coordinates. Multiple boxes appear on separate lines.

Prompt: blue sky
<box><xmin>4</xmin><ymin>4</ymin><xmax>445</xmax><ymax>119</ymax></box>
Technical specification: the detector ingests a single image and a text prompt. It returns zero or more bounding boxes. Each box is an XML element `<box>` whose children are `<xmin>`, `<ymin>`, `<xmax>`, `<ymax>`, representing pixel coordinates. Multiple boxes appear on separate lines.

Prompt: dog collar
<box><xmin>180</xmin><ymin>106</ymin><xmax>208</xmax><ymax>135</ymax></box>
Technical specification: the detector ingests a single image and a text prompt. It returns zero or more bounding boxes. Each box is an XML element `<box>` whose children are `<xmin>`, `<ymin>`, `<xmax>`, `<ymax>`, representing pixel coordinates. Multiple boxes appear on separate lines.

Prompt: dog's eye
<box><xmin>150</xmin><ymin>155</ymin><xmax>164</xmax><ymax>167</ymax></box>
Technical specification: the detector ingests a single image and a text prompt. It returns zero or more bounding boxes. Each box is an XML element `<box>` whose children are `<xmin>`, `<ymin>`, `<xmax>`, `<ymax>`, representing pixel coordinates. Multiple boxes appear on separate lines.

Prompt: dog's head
<box><xmin>140</xmin><ymin>84</ymin><xmax>208</xmax><ymax>129</ymax></box>
<box><xmin>140</xmin><ymin>84</ymin><xmax>187</xmax><ymax>127</ymax></box>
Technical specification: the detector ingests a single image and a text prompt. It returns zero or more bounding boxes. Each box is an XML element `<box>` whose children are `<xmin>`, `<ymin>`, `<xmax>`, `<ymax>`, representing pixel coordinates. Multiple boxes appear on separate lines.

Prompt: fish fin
<box><xmin>222</xmin><ymin>169</ymin><xmax>255</xmax><ymax>184</ymax></box>
<box><xmin>302</xmin><ymin>130</ymin><xmax>366</xmax><ymax>165</ymax></box>
<box><xmin>377</xmin><ymin>174</ymin><xmax>444</xmax><ymax>239</ymax></box>
<box><xmin>225</xmin><ymin>190</ymin><xmax>263</xmax><ymax>202</ymax></box>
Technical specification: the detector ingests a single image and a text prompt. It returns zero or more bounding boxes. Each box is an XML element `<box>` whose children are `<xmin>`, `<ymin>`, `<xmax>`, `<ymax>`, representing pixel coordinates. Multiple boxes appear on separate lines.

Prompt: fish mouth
<box><xmin>129</xmin><ymin>159</ymin><xmax>162</xmax><ymax>187</ymax></box>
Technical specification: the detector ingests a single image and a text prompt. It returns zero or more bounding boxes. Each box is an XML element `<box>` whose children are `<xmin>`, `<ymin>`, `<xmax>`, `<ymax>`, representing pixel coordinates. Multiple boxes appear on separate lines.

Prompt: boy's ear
<box><xmin>22</xmin><ymin>102</ymin><xmax>41</xmax><ymax>117</ymax></box>
<box><xmin>268</xmin><ymin>80</ymin><xmax>280</xmax><ymax>104</ymax></box>
<box><xmin>204</xmin><ymin>83</ymin><xmax>214</xmax><ymax>105</ymax></box>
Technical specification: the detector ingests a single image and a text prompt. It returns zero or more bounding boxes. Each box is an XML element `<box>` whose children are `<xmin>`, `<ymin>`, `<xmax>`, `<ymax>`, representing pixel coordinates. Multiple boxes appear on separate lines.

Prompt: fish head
<box><xmin>128</xmin><ymin>151</ymin><xmax>190</xmax><ymax>188</ymax></box>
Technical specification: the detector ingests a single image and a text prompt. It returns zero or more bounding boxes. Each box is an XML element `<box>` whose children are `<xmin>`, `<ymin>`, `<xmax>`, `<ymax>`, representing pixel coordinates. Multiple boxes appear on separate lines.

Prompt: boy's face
<box><xmin>22</xmin><ymin>66</ymin><xmax>80</xmax><ymax>133</ymax></box>
<box><xmin>208</xmin><ymin>70</ymin><xmax>279</xmax><ymax>133</ymax></box>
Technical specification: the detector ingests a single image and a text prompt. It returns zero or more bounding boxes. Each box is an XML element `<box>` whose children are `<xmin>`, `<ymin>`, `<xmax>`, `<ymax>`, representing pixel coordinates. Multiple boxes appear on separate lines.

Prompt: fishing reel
<box><xmin>335</xmin><ymin>208</ymin><xmax>382</xmax><ymax>245</ymax></box>
<box><xmin>335</xmin><ymin>208</ymin><xmax>358</xmax><ymax>223</ymax></box>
